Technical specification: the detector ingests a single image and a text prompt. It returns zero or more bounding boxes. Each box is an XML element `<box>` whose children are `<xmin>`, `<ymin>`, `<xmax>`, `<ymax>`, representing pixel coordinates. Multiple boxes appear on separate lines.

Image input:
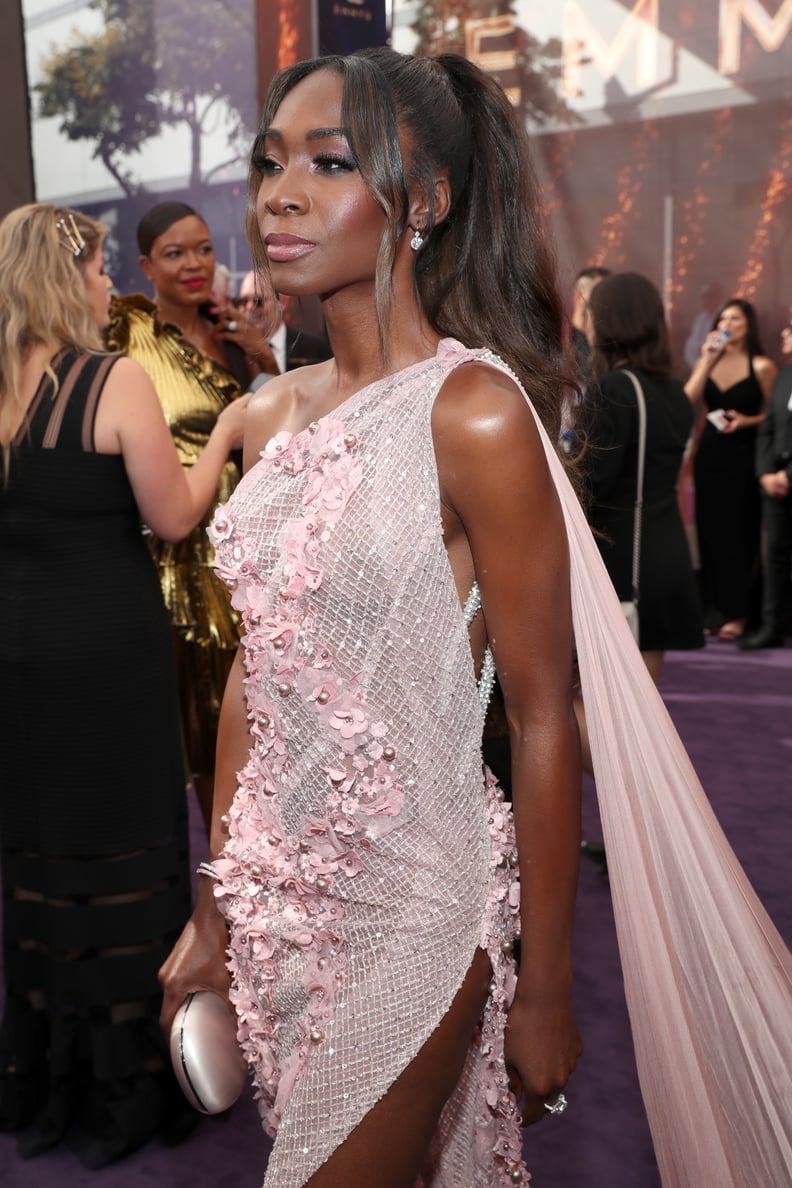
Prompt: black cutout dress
<box><xmin>0</xmin><ymin>350</ymin><xmax>196</xmax><ymax>1166</ymax></box>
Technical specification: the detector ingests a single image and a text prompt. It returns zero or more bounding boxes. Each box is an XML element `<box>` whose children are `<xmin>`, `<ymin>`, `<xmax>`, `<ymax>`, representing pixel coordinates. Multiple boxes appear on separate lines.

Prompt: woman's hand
<box><xmin>504</xmin><ymin>988</ymin><xmax>582</xmax><ymax>1125</ymax></box>
<box><xmin>214</xmin><ymin>306</ymin><xmax>271</xmax><ymax>368</ymax></box>
<box><xmin>760</xmin><ymin>470</ymin><xmax>791</xmax><ymax>498</ymax></box>
<box><xmin>699</xmin><ymin>329</ymin><xmax>729</xmax><ymax>366</ymax></box>
<box><xmin>721</xmin><ymin>408</ymin><xmax>745</xmax><ymax>433</ymax></box>
<box><xmin>158</xmin><ymin>878</ymin><xmax>232</xmax><ymax>1038</ymax></box>
<box><xmin>214</xmin><ymin>391</ymin><xmax>251</xmax><ymax>450</ymax></box>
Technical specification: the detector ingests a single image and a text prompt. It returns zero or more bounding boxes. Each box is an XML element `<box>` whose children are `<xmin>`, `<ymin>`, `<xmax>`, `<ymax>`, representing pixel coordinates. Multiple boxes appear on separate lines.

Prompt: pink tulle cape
<box><xmin>524</xmin><ymin>380</ymin><xmax>792</xmax><ymax>1187</ymax></box>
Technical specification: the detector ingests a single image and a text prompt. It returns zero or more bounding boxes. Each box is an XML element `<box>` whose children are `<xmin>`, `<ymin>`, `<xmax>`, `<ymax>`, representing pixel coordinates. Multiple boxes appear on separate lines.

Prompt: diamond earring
<box><xmin>410</xmin><ymin>229</ymin><xmax>424</xmax><ymax>252</ymax></box>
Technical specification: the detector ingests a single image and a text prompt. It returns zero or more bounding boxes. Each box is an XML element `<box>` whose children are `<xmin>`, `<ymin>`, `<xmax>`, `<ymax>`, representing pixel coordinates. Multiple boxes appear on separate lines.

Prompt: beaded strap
<box><xmin>463</xmin><ymin>582</ymin><xmax>496</xmax><ymax>712</ymax></box>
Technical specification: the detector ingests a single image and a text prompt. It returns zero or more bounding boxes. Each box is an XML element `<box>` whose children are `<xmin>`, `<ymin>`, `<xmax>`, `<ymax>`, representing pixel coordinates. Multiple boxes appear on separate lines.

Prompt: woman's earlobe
<box><xmin>433</xmin><ymin>174</ymin><xmax>452</xmax><ymax>225</ymax></box>
<box><xmin>407</xmin><ymin>173</ymin><xmax>451</xmax><ymax>239</ymax></box>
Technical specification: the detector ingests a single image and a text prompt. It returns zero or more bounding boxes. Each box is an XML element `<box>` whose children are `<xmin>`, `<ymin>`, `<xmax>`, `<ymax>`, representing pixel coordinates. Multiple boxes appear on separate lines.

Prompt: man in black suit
<box><xmin>237</xmin><ymin>271</ymin><xmax>331</xmax><ymax>379</ymax></box>
<box><xmin>740</xmin><ymin>317</ymin><xmax>792</xmax><ymax>649</ymax></box>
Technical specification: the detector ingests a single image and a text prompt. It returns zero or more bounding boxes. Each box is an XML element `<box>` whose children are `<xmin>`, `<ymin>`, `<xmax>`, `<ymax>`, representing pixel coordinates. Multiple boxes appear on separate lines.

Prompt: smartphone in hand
<box><xmin>706</xmin><ymin>408</ymin><xmax>730</xmax><ymax>431</ymax></box>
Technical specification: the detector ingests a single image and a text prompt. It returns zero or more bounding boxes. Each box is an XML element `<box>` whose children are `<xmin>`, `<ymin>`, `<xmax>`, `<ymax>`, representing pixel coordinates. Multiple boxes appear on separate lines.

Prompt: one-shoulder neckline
<box><xmin>285</xmin><ymin>338</ymin><xmax>467</xmax><ymax>449</ymax></box>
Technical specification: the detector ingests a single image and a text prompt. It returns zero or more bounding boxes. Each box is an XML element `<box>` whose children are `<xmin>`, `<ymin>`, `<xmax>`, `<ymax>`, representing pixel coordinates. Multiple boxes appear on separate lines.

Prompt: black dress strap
<box><xmin>27</xmin><ymin>351</ymin><xmax>120</xmax><ymax>452</ymax></box>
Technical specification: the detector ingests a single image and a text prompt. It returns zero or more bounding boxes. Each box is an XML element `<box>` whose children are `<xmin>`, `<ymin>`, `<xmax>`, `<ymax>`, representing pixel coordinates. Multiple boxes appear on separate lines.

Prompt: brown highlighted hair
<box><xmin>589</xmin><ymin>272</ymin><xmax>673</xmax><ymax>379</ymax></box>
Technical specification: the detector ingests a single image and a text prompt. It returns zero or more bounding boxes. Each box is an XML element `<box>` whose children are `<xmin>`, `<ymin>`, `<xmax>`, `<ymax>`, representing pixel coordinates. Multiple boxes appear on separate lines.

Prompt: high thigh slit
<box><xmin>303</xmin><ymin>947</ymin><xmax>492</xmax><ymax>1188</ymax></box>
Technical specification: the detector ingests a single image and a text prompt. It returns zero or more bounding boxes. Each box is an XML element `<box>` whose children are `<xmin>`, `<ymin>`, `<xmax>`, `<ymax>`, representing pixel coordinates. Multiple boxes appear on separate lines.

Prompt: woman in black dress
<box><xmin>576</xmin><ymin>272</ymin><xmax>704</xmax><ymax>770</ymax></box>
<box><xmin>684</xmin><ymin>298</ymin><xmax>776</xmax><ymax>640</ymax></box>
<box><xmin>0</xmin><ymin>204</ymin><xmax>248</xmax><ymax>1166</ymax></box>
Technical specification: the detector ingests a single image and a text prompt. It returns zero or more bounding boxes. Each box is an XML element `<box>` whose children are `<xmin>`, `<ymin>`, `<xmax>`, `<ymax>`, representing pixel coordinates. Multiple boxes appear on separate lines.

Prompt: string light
<box><xmin>736</xmin><ymin>105</ymin><xmax>792</xmax><ymax>300</ymax></box>
<box><xmin>592</xmin><ymin>121</ymin><xmax>659</xmax><ymax>266</ymax></box>
<box><xmin>539</xmin><ymin>132</ymin><xmax>577</xmax><ymax>223</ymax></box>
<box><xmin>669</xmin><ymin>107</ymin><xmax>731</xmax><ymax>315</ymax></box>
<box><xmin>278</xmin><ymin>0</ymin><xmax>301</xmax><ymax>69</ymax></box>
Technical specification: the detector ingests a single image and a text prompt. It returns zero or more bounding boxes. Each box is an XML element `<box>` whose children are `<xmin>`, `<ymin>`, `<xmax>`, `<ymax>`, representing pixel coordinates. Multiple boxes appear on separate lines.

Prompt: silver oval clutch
<box><xmin>169</xmin><ymin>990</ymin><xmax>247</xmax><ymax>1114</ymax></box>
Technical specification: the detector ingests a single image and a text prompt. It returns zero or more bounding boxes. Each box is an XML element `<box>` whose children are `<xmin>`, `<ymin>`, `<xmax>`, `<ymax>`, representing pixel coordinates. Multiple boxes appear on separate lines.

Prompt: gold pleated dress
<box><xmin>106</xmin><ymin>294</ymin><xmax>244</xmax><ymax>775</ymax></box>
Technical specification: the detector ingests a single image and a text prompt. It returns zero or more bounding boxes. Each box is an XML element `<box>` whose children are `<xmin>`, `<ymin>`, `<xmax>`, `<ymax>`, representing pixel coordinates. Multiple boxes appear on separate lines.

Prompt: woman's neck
<box><xmin>153</xmin><ymin>296</ymin><xmax>207</xmax><ymax>340</ymax></box>
<box><xmin>153</xmin><ymin>293</ymin><xmax>226</xmax><ymax>365</ymax></box>
<box><xmin>321</xmin><ymin>288</ymin><xmax>441</xmax><ymax>394</ymax></box>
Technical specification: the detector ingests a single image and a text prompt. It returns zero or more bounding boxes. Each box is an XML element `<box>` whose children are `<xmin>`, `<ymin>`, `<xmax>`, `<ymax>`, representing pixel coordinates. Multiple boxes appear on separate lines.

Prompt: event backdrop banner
<box><xmin>393</xmin><ymin>0</ymin><xmax>792</xmax><ymax>358</ymax></box>
<box><xmin>21</xmin><ymin>0</ymin><xmax>792</xmax><ymax>356</ymax></box>
<box><xmin>22</xmin><ymin>0</ymin><xmax>260</xmax><ymax>291</ymax></box>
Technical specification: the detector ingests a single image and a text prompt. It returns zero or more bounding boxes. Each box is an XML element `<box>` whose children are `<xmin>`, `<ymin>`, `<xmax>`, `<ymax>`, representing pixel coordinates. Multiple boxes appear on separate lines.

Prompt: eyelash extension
<box><xmin>314</xmin><ymin>152</ymin><xmax>356</xmax><ymax>172</ymax></box>
<box><xmin>250</xmin><ymin>149</ymin><xmax>356</xmax><ymax>175</ymax></box>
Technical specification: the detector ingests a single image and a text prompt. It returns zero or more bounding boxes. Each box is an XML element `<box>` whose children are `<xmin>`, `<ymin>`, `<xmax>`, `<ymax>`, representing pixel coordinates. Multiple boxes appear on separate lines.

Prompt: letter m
<box><xmin>562</xmin><ymin>0</ymin><xmax>659</xmax><ymax>98</ymax></box>
<box><xmin>719</xmin><ymin>0</ymin><xmax>792</xmax><ymax>74</ymax></box>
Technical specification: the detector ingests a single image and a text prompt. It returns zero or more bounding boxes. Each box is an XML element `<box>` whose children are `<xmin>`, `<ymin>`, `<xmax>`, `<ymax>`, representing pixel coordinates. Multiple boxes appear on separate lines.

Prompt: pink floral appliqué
<box><xmin>436</xmin><ymin>337</ymin><xmax>470</xmax><ymax>367</ymax></box>
<box><xmin>208</xmin><ymin>418</ymin><xmax>407</xmax><ymax>1136</ymax></box>
<box><xmin>474</xmin><ymin>768</ymin><xmax>529</xmax><ymax>1184</ymax></box>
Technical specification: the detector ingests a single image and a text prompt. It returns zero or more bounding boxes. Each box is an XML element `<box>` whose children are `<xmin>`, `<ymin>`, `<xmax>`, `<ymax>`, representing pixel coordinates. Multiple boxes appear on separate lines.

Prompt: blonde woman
<box><xmin>0</xmin><ymin>203</ymin><xmax>247</xmax><ymax>1165</ymax></box>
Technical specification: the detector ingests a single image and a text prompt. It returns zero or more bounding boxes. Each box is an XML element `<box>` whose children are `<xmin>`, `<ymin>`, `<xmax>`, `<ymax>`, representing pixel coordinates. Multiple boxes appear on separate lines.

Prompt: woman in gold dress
<box><xmin>106</xmin><ymin>202</ymin><xmax>270</xmax><ymax>829</ymax></box>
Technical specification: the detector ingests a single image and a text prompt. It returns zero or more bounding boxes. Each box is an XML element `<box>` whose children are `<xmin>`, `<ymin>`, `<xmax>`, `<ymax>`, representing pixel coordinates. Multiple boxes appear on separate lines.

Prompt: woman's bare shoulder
<box><xmin>104</xmin><ymin>353</ymin><xmax>152</xmax><ymax>386</ymax></box>
<box><xmin>431</xmin><ymin>359</ymin><xmax>540</xmax><ymax>453</ymax></box>
<box><xmin>754</xmin><ymin>355</ymin><xmax>778</xmax><ymax>378</ymax></box>
<box><xmin>243</xmin><ymin>361</ymin><xmax>334</xmax><ymax>469</ymax></box>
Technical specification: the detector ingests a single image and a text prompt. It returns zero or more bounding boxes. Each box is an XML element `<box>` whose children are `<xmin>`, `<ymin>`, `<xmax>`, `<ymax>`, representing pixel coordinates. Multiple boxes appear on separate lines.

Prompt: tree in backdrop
<box><xmin>36</xmin><ymin>0</ymin><xmax>258</xmax><ymax>198</ymax></box>
<box><xmin>410</xmin><ymin>0</ymin><xmax>577</xmax><ymax>127</ymax></box>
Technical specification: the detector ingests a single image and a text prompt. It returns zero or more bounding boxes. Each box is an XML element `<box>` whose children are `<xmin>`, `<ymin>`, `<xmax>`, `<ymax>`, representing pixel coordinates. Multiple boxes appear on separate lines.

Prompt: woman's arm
<box><xmin>754</xmin><ymin>356</ymin><xmax>778</xmax><ymax>403</ymax></box>
<box><xmin>433</xmin><ymin>361</ymin><xmax>582</xmax><ymax>1125</ymax></box>
<box><xmin>159</xmin><ymin>647</ymin><xmax>252</xmax><ymax>1033</ymax></box>
<box><xmin>94</xmin><ymin>356</ymin><xmax>249</xmax><ymax>541</ymax></box>
<box><xmin>158</xmin><ymin>380</ymin><xmax>296</xmax><ymax>1033</ymax></box>
<box><xmin>684</xmin><ymin>330</ymin><xmax>725</xmax><ymax>404</ymax></box>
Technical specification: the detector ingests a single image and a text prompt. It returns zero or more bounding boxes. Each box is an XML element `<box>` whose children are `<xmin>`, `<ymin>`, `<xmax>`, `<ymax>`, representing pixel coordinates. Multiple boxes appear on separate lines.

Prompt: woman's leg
<box><xmin>304</xmin><ymin>947</ymin><xmax>491</xmax><ymax>1188</ymax></box>
<box><xmin>640</xmin><ymin>649</ymin><xmax>665</xmax><ymax>682</ymax></box>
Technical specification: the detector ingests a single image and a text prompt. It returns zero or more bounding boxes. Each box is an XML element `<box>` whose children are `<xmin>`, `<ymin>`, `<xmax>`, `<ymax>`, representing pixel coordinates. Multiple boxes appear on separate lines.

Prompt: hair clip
<box><xmin>56</xmin><ymin>213</ymin><xmax>87</xmax><ymax>258</ymax></box>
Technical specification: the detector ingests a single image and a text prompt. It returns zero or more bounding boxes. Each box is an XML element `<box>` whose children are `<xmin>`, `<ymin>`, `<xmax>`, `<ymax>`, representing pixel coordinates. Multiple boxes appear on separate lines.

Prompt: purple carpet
<box><xmin>2</xmin><ymin>640</ymin><xmax>790</xmax><ymax>1187</ymax></box>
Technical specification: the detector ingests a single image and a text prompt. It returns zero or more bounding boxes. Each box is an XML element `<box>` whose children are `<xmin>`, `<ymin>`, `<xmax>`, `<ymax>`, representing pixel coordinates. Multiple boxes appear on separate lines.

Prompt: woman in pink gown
<box><xmin>160</xmin><ymin>49</ymin><xmax>792</xmax><ymax>1188</ymax></box>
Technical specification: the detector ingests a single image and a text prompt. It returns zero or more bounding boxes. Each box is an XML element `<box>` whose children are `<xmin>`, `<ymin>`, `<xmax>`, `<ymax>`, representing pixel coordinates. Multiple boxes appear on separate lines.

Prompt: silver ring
<box><xmin>227</xmin><ymin>319</ymin><xmax>238</xmax><ymax>332</ymax></box>
<box><xmin>544</xmin><ymin>1093</ymin><xmax>568</xmax><ymax>1115</ymax></box>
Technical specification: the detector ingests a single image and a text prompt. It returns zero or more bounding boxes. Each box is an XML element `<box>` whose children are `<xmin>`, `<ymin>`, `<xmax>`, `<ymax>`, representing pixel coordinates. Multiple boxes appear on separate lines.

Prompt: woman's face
<box><xmin>254</xmin><ymin>70</ymin><xmax>386</xmax><ymax>300</ymax></box>
<box><xmin>140</xmin><ymin>214</ymin><xmax>215</xmax><ymax>308</ymax></box>
<box><xmin>82</xmin><ymin>249</ymin><xmax>113</xmax><ymax>329</ymax></box>
<box><xmin>716</xmin><ymin>304</ymin><xmax>749</xmax><ymax>347</ymax></box>
<box><xmin>781</xmin><ymin>315</ymin><xmax>792</xmax><ymax>360</ymax></box>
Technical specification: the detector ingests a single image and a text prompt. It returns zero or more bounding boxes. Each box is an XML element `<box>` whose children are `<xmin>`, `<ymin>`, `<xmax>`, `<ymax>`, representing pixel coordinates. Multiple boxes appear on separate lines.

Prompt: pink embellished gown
<box><xmin>210</xmin><ymin>339</ymin><xmax>523</xmax><ymax>1186</ymax></box>
<box><xmin>210</xmin><ymin>340</ymin><xmax>792</xmax><ymax>1188</ymax></box>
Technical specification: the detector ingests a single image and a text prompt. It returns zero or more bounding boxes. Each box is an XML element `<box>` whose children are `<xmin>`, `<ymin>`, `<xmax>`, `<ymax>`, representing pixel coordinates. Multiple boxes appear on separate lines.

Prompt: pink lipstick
<box><xmin>265</xmin><ymin>233</ymin><xmax>315</xmax><ymax>262</ymax></box>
